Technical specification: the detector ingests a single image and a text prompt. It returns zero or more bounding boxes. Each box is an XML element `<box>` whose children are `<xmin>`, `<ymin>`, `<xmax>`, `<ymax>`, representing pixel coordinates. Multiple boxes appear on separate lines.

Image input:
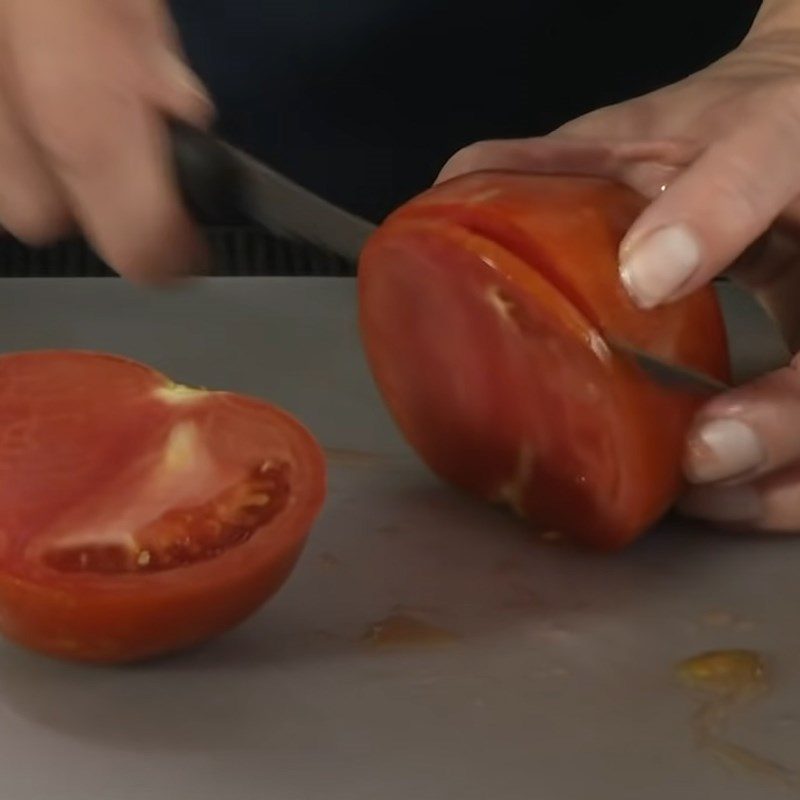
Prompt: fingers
<box><xmin>143</xmin><ymin>48</ymin><xmax>215</xmax><ymax>128</ymax></box>
<box><xmin>2</xmin><ymin>0</ymin><xmax>212</xmax><ymax>282</ymax></box>
<box><xmin>681</xmin><ymin>360</ymin><xmax>800</xmax><ymax>532</ymax></box>
<box><xmin>436</xmin><ymin>135</ymin><xmax>694</xmax><ymax>199</ymax></box>
<box><xmin>128</xmin><ymin>0</ymin><xmax>215</xmax><ymax>126</ymax></box>
<box><xmin>685</xmin><ymin>367</ymin><xmax>800</xmax><ymax>484</ymax></box>
<box><xmin>0</xmin><ymin>4</ymin><xmax>71</xmax><ymax>243</ymax></box>
<box><xmin>35</xmin><ymin>98</ymin><xmax>207</xmax><ymax>284</ymax></box>
<box><xmin>680</xmin><ymin>466</ymin><xmax>800</xmax><ymax>533</ymax></box>
<box><xmin>0</xmin><ymin>87</ymin><xmax>71</xmax><ymax>245</ymax></box>
<box><xmin>619</xmin><ymin>83</ymin><xmax>800</xmax><ymax>309</ymax></box>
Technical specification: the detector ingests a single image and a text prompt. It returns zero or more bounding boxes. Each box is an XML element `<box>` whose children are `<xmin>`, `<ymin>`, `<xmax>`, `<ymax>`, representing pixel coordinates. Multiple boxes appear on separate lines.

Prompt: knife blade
<box><xmin>608</xmin><ymin>338</ymin><xmax>730</xmax><ymax>395</ymax></box>
<box><xmin>169</xmin><ymin>120</ymin><xmax>376</xmax><ymax>262</ymax></box>
<box><xmin>169</xmin><ymin>122</ymin><xmax>730</xmax><ymax>395</ymax></box>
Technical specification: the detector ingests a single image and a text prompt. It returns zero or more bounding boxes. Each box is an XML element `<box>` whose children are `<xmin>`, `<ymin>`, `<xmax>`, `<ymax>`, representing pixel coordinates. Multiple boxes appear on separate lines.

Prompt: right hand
<box><xmin>0</xmin><ymin>0</ymin><xmax>214</xmax><ymax>282</ymax></box>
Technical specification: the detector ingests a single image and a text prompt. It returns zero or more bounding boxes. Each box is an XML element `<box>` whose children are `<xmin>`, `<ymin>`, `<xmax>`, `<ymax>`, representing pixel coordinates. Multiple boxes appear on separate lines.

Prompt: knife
<box><xmin>169</xmin><ymin>120</ymin><xmax>376</xmax><ymax>263</ymax></box>
<box><xmin>168</xmin><ymin>122</ymin><xmax>730</xmax><ymax>396</ymax></box>
<box><xmin>608</xmin><ymin>339</ymin><xmax>730</xmax><ymax>395</ymax></box>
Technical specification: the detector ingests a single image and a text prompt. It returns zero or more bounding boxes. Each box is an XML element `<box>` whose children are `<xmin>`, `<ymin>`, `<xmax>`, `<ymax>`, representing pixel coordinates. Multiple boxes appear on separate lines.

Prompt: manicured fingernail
<box><xmin>619</xmin><ymin>223</ymin><xmax>701</xmax><ymax>308</ymax></box>
<box><xmin>679</xmin><ymin>485</ymin><xmax>762</xmax><ymax>523</ymax></box>
<box><xmin>159</xmin><ymin>51</ymin><xmax>215</xmax><ymax>126</ymax></box>
<box><xmin>163</xmin><ymin>53</ymin><xmax>210</xmax><ymax>100</ymax></box>
<box><xmin>686</xmin><ymin>419</ymin><xmax>765</xmax><ymax>484</ymax></box>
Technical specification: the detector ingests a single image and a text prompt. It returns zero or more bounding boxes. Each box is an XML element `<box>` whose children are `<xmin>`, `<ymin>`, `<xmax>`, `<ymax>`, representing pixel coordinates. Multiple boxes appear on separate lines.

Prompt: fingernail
<box><xmin>619</xmin><ymin>223</ymin><xmax>701</xmax><ymax>308</ymax></box>
<box><xmin>679</xmin><ymin>485</ymin><xmax>762</xmax><ymax>523</ymax></box>
<box><xmin>159</xmin><ymin>51</ymin><xmax>215</xmax><ymax>124</ymax></box>
<box><xmin>164</xmin><ymin>53</ymin><xmax>210</xmax><ymax>100</ymax></box>
<box><xmin>686</xmin><ymin>419</ymin><xmax>765</xmax><ymax>484</ymax></box>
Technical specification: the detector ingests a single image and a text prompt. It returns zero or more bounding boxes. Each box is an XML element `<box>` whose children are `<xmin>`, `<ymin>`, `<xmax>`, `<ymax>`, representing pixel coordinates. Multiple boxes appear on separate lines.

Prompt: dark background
<box><xmin>0</xmin><ymin>1</ymin><xmax>765</xmax><ymax>277</ymax></box>
<box><xmin>171</xmin><ymin>1</ymin><xmax>762</xmax><ymax>222</ymax></box>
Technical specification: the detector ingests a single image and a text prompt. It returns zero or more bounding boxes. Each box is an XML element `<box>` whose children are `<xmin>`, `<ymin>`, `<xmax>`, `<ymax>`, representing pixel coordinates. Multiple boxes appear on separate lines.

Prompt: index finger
<box><xmin>37</xmin><ymin>98</ymin><xmax>206</xmax><ymax>283</ymax></box>
<box><xmin>618</xmin><ymin>89</ymin><xmax>800</xmax><ymax>308</ymax></box>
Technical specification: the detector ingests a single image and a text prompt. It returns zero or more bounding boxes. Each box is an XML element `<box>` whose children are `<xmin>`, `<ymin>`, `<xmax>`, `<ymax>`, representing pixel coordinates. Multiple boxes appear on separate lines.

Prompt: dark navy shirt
<box><xmin>169</xmin><ymin>1</ymin><xmax>759</xmax><ymax>221</ymax></box>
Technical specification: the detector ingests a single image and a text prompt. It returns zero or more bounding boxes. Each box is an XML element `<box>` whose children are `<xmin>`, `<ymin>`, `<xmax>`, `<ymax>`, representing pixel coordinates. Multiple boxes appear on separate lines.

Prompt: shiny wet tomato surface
<box><xmin>359</xmin><ymin>172</ymin><xmax>730</xmax><ymax>549</ymax></box>
<box><xmin>0</xmin><ymin>350</ymin><xmax>326</xmax><ymax>663</ymax></box>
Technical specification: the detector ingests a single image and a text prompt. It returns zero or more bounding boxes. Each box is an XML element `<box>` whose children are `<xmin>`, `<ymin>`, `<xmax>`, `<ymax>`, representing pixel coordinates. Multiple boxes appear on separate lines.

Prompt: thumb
<box><xmin>619</xmin><ymin>97</ymin><xmax>800</xmax><ymax>309</ymax></box>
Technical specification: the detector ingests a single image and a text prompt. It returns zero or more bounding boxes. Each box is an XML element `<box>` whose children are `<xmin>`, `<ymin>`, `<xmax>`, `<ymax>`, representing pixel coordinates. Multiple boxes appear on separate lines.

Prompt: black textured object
<box><xmin>0</xmin><ymin>228</ymin><xmax>354</xmax><ymax>278</ymax></box>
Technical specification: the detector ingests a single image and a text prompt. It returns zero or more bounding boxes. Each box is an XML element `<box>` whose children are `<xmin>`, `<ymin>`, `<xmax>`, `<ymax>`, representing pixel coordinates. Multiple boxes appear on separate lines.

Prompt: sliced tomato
<box><xmin>358</xmin><ymin>172</ymin><xmax>730</xmax><ymax>549</ymax></box>
<box><xmin>0</xmin><ymin>350</ymin><xmax>325</xmax><ymax>663</ymax></box>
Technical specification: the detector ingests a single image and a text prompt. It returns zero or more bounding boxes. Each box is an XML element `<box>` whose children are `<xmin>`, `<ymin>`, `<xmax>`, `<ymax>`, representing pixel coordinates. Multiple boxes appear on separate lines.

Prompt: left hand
<box><xmin>436</xmin><ymin>18</ymin><xmax>800</xmax><ymax>533</ymax></box>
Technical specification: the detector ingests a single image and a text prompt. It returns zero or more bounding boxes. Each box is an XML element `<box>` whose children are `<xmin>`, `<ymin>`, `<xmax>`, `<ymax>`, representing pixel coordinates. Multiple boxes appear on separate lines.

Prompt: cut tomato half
<box><xmin>358</xmin><ymin>172</ymin><xmax>730</xmax><ymax>549</ymax></box>
<box><xmin>0</xmin><ymin>350</ymin><xmax>326</xmax><ymax>663</ymax></box>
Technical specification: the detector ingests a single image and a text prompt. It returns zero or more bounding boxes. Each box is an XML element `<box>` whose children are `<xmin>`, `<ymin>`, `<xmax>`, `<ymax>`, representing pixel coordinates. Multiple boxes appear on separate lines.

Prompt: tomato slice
<box><xmin>0</xmin><ymin>350</ymin><xmax>326</xmax><ymax>663</ymax></box>
<box><xmin>358</xmin><ymin>172</ymin><xmax>730</xmax><ymax>549</ymax></box>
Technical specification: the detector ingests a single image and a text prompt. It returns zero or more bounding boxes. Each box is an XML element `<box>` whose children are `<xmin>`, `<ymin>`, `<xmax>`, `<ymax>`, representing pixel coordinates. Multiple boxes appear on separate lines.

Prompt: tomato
<box><xmin>358</xmin><ymin>172</ymin><xmax>730</xmax><ymax>549</ymax></box>
<box><xmin>0</xmin><ymin>350</ymin><xmax>325</xmax><ymax>663</ymax></box>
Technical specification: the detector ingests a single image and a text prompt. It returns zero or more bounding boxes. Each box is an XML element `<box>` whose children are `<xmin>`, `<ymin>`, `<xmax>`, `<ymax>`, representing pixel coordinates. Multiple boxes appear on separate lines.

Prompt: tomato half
<box><xmin>0</xmin><ymin>350</ymin><xmax>325</xmax><ymax>663</ymax></box>
<box><xmin>358</xmin><ymin>172</ymin><xmax>730</xmax><ymax>549</ymax></box>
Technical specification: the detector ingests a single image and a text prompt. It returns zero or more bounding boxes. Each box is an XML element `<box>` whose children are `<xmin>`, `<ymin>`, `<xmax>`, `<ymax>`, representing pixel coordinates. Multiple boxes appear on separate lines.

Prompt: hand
<box><xmin>436</xmin><ymin>6</ymin><xmax>800</xmax><ymax>533</ymax></box>
<box><xmin>0</xmin><ymin>0</ymin><xmax>213</xmax><ymax>282</ymax></box>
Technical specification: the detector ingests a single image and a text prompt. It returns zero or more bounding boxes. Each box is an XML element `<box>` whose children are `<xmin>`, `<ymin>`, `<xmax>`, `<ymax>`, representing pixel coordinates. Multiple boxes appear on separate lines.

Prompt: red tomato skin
<box><xmin>0</xmin><ymin>538</ymin><xmax>306</xmax><ymax>664</ymax></box>
<box><xmin>0</xmin><ymin>351</ymin><xmax>326</xmax><ymax>663</ymax></box>
<box><xmin>358</xmin><ymin>173</ymin><xmax>730</xmax><ymax>549</ymax></box>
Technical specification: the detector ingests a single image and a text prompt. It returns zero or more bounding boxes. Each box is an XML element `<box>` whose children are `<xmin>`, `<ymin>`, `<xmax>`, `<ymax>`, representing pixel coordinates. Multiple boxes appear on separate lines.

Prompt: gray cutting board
<box><xmin>0</xmin><ymin>277</ymin><xmax>796</xmax><ymax>800</ymax></box>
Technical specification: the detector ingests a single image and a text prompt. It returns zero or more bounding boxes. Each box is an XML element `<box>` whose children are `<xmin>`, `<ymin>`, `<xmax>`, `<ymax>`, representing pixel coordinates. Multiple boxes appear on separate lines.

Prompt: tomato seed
<box><xmin>44</xmin><ymin>462</ymin><xmax>291</xmax><ymax>575</ymax></box>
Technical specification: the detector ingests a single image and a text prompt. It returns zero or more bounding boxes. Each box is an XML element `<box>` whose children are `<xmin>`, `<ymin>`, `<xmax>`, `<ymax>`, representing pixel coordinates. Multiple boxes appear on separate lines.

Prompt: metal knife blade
<box><xmin>169</xmin><ymin>121</ymin><xmax>376</xmax><ymax>262</ymax></box>
<box><xmin>169</xmin><ymin>123</ymin><xmax>732</xmax><ymax>395</ymax></box>
<box><xmin>224</xmin><ymin>145</ymin><xmax>376</xmax><ymax>262</ymax></box>
<box><xmin>608</xmin><ymin>338</ymin><xmax>730</xmax><ymax>395</ymax></box>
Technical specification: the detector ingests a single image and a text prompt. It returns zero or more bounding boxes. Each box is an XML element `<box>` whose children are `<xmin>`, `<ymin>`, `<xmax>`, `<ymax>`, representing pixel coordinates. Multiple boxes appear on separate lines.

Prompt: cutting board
<box><xmin>0</xmin><ymin>277</ymin><xmax>796</xmax><ymax>800</ymax></box>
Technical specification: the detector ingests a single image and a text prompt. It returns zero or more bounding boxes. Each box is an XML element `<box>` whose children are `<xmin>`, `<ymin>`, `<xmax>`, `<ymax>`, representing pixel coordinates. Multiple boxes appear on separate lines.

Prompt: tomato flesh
<box><xmin>358</xmin><ymin>172</ymin><xmax>730</xmax><ymax>549</ymax></box>
<box><xmin>43</xmin><ymin>461</ymin><xmax>291</xmax><ymax>574</ymax></box>
<box><xmin>0</xmin><ymin>351</ymin><xmax>326</xmax><ymax>663</ymax></box>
